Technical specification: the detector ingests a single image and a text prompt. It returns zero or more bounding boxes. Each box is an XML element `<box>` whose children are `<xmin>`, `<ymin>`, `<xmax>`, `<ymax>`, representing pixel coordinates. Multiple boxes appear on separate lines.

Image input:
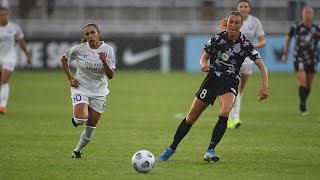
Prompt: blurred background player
<box><xmin>281</xmin><ymin>6</ymin><xmax>320</xmax><ymax>116</ymax></box>
<box><xmin>228</xmin><ymin>0</ymin><xmax>266</xmax><ymax>128</ymax></box>
<box><xmin>158</xmin><ymin>11</ymin><xmax>268</xmax><ymax>162</ymax></box>
<box><xmin>0</xmin><ymin>6</ymin><xmax>31</xmax><ymax>114</ymax></box>
<box><xmin>61</xmin><ymin>23</ymin><xmax>115</xmax><ymax>158</ymax></box>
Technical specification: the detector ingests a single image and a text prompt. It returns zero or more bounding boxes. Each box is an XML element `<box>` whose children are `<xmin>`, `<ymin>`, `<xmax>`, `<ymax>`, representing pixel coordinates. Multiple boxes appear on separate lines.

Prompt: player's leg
<box><xmin>303</xmin><ymin>70</ymin><xmax>315</xmax><ymax>114</ymax></box>
<box><xmin>71</xmin><ymin>94</ymin><xmax>89</xmax><ymax>126</ymax></box>
<box><xmin>0</xmin><ymin>68</ymin><xmax>12</xmax><ymax>114</ymax></box>
<box><xmin>296</xmin><ymin>70</ymin><xmax>308</xmax><ymax>115</ymax></box>
<box><xmin>205</xmin><ymin>92</ymin><xmax>235</xmax><ymax>162</ymax></box>
<box><xmin>0</xmin><ymin>70</ymin><xmax>1</xmax><ymax>99</ymax></box>
<box><xmin>229</xmin><ymin>62</ymin><xmax>252</xmax><ymax>128</ymax></box>
<box><xmin>72</xmin><ymin>97</ymin><xmax>105</xmax><ymax>158</ymax></box>
<box><xmin>306</xmin><ymin>73</ymin><xmax>315</xmax><ymax>88</ymax></box>
<box><xmin>0</xmin><ymin>58</ymin><xmax>16</xmax><ymax>114</ymax></box>
<box><xmin>158</xmin><ymin>97</ymin><xmax>209</xmax><ymax>161</ymax></box>
<box><xmin>72</xmin><ymin>107</ymin><xmax>100</xmax><ymax>157</ymax></box>
<box><xmin>171</xmin><ymin>97</ymin><xmax>209</xmax><ymax>149</ymax></box>
<box><xmin>71</xmin><ymin>102</ymin><xmax>88</xmax><ymax>158</ymax></box>
<box><xmin>0</xmin><ymin>70</ymin><xmax>1</xmax><ymax>114</ymax></box>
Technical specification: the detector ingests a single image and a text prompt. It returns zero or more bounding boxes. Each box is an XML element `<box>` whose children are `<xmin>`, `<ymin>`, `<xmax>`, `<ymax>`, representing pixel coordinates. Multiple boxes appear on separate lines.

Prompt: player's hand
<box><xmin>70</xmin><ymin>77</ymin><xmax>80</xmax><ymax>88</ymax></box>
<box><xmin>26</xmin><ymin>57</ymin><xmax>32</xmax><ymax>65</ymax></box>
<box><xmin>258</xmin><ymin>86</ymin><xmax>268</xmax><ymax>102</ymax></box>
<box><xmin>98</xmin><ymin>52</ymin><xmax>107</xmax><ymax>64</ymax></box>
<box><xmin>201</xmin><ymin>65</ymin><xmax>211</xmax><ymax>72</ymax></box>
<box><xmin>281</xmin><ymin>54</ymin><xmax>287</xmax><ymax>63</ymax></box>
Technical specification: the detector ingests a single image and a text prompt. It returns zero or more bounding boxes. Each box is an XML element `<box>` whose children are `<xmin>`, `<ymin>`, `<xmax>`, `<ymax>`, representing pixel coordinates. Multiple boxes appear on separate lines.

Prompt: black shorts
<box><xmin>294</xmin><ymin>62</ymin><xmax>317</xmax><ymax>73</ymax></box>
<box><xmin>195</xmin><ymin>75</ymin><xmax>239</xmax><ymax>105</ymax></box>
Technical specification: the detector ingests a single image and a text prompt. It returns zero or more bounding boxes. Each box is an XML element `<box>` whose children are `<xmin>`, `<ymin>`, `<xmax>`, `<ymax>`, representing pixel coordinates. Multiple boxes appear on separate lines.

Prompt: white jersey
<box><xmin>64</xmin><ymin>41</ymin><xmax>116</xmax><ymax>97</ymax></box>
<box><xmin>0</xmin><ymin>21</ymin><xmax>24</xmax><ymax>62</ymax></box>
<box><xmin>240</xmin><ymin>15</ymin><xmax>265</xmax><ymax>64</ymax></box>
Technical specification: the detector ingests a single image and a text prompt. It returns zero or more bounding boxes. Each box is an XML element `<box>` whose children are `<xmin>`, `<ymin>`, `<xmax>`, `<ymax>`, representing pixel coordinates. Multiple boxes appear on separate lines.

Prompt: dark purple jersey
<box><xmin>288</xmin><ymin>22</ymin><xmax>320</xmax><ymax>64</ymax></box>
<box><xmin>204</xmin><ymin>31</ymin><xmax>261</xmax><ymax>80</ymax></box>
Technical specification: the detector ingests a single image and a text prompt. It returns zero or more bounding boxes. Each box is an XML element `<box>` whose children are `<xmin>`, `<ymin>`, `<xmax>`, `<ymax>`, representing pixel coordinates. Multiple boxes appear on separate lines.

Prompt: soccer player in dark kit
<box><xmin>281</xmin><ymin>6</ymin><xmax>320</xmax><ymax>116</ymax></box>
<box><xmin>158</xmin><ymin>11</ymin><xmax>268</xmax><ymax>162</ymax></box>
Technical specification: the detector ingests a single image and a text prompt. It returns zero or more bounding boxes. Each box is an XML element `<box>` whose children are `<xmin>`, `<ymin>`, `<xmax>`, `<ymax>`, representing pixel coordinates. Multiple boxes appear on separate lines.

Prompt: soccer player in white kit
<box><xmin>0</xmin><ymin>7</ymin><xmax>31</xmax><ymax>114</ymax></box>
<box><xmin>228</xmin><ymin>0</ymin><xmax>266</xmax><ymax>128</ymax></box>
<box><xmin>61</xmin><ymin>23</ymin><xmax>115</xmax><ymax>158</ymax></box>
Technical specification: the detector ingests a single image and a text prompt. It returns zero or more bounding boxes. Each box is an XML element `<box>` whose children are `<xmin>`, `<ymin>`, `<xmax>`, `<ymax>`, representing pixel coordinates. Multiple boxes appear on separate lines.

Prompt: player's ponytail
<box><xmin>81</xmin><ymin>35</ymin><xmax>86</xmax><ymax>43</ymax></box>
<box><xmin>217</xmin><ymin>18</ymin><xmax>228</xmax><ymax>32</ymax></box>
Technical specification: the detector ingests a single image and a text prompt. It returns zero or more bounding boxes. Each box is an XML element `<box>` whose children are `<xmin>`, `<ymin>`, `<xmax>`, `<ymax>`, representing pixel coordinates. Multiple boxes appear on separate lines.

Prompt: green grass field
<box><xmin>0</xmin><ymin>71</ymin><xmax>319</xmax><ymax>179</ymax></box>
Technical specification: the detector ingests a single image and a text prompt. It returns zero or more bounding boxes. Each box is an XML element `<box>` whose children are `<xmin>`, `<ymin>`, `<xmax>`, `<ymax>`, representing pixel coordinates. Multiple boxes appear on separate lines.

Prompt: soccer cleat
<box><xmin>0</xmin><ymin>107</ymin><xmax>6</xmax><ymax>114</ymax></box>
<box><xmin>157</xmin><ymin>148</ymin><xmax>175</xmax><ymax>161</ymax></box>
<box><xmin>71</xmin><ymin>117</ymin><xmax>78</xmax><ymax>127</ymax></box>
<box><xmin>71</xmin><ymin>151</ymin><xmax>81</xmax><ymax>158</ymax></box>
<box><xmin>299</xmin><ymin>104</ymin><xmax>308</xmax><ymax>116</ymax></box>
<box><xmin>301</xmin><ymin>111</ymin><xmax>309</xmax><ymax>116</ymax></box>
<box><xmin>227</xmin><ymin>119</ymin><xmax>235</xmax><ymax>128</ymax></box>
<box><xmin>234</xmin><ymin>119</ymin><xmax>242</xmax><ymax>129</ymax></box>
<box><xmin>204</xmin><ymin>149</ymin><xmax>220</xmax><ymax>162</ymax></box>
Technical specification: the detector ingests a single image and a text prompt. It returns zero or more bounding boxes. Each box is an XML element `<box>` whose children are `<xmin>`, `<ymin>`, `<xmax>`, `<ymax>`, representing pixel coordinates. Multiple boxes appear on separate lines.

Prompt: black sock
<box><xmin>169</xmin><ymin>118</ymin><xmax>192</xmax><ymax>150</ymax></box>
<box><xmin>208</xmin><ymin>116</ymin><xmax>228</xmax><ymax>150</ymax></box>
<box><xmin>299</xmin><ymin>86</ymin><xmax>309</xmax><ymax>111</ymax></box>
<box><xmin>306</xmin><ymin>87</ymin><xmax>310</xmax><ymax>99</ymax></box>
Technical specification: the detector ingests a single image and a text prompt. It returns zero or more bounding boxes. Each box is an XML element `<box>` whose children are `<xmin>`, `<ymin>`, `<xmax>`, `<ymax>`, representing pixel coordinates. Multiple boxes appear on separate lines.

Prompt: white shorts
<box><xmin>71</xmin><ymin>93</ymin><xmax>106</xmax><ymax>113</ymax></box>
<box><xmin>0</xmin><ymin>53</ymin><xmax>17</xmax><ymax>71</ymax></box>
<box><xmin>240</xmin><ymin>57</ymin><xmax>254</xmax><ymax>75</ymax></box>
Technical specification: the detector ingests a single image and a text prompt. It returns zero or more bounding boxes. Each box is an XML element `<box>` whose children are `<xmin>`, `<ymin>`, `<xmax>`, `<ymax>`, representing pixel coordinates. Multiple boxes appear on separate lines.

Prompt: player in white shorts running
<box><xmin>0</xmin><ymin>6</ymin><xmax>32</xmax><ymax>114</ymax></box>
<box><xmin>61</xmin><ymin>23</ymin><xmax>116</xmax><ymax>158</ymax></box>
<box><xmin>228</xmin><ymin>0</ymin><xmax>266</xmax><ymax>128</ymax></box>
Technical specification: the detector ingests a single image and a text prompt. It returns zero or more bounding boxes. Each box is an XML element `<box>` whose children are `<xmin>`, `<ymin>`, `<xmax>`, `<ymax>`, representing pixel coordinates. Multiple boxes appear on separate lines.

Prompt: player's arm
<box><xmin>61</xmin><ymin>56</ymin><xmax>79</xmax><ymax>87</ymax></box>
<box><xmin>254</xmin><ymin>35</ymin><xmax>266</xmax><ymax>48</ymax></box>
<box><xmin>98</xmin><ymin>53</ymin><xmax>114</xmax><ymax>79</ymax></box>
<box><xmin>18</xmin><ymin>38</ymin><xmax>31</xmax><ymax>65</ymax></box>
<box><xmin>282</xmin><ymin>35</ymin><xmax>292</xmax><ymax>63</ymax></box>
<box><xmin>200</xmin><ymin>51</ymin><xmax>211</xmax><ymax>72</ymax></box>
<box><xmin>254</xmin><ymin>19</ymin><xmax>266</xmax><ymax>48</ymax></box>
<box><xmin>254</xmin><ymin>58</ymin><xmax>268</xmax><ymax>102</ymax></box>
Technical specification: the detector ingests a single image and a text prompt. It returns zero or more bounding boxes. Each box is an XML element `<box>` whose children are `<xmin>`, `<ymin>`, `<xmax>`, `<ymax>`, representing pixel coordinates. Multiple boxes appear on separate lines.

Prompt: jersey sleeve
<box><xmin>255</xmin><ymin>18</ymin><xmax>265</xmax><ymax>37</ymax></box>
<box><xmin>317</xmin><ymin>24</ymin><xmax>320</xmax><ymax>39</ymax></box>
<box><xmin>14</xmin><ymin>24</ymin><xmax>24</xmax><ymax>40</ymax></box>
<box><xmin>203</xmin><ymin>35</ymin><xmax>218</xmax><ymax>55</ymax></box>
<box><xmin>63</xmin><ymin>45</ymin><xmax>78</xmax><ymax>63</ymax></box>
<box><xmin>288</xmin><ymin>23</ymin><xmax>297</xmax><ymax>37</ymax></box>
<box><xmin>246</xmin><ymin>40</ymin><xmax>261</xmax><ymax>61</ymax></box>
<box><xmin>107</xmin><ymin>46</ymin><xmax>116</xmax><ymax>69</ymax></box>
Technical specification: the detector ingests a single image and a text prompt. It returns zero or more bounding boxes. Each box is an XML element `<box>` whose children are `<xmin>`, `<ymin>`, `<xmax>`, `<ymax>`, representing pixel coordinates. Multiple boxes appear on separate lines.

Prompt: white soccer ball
<box><xmin>131</xmin><ymin>150</ymin><xmax>155</xmax><ymax>173</ymax></box>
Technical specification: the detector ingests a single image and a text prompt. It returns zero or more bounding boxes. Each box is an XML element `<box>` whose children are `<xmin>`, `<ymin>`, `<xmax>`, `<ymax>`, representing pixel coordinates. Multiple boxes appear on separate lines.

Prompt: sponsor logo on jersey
<box><xmin>233</xmin><ymin>43</ymin><xmax>241</xmax><ymax>53</ymax></box>
<box><xmin>221</xmin><ymin>53</ymin><xmax>229</xmax><ymax>61</ymax></box>
<box><xmin>248</xmin><ymin>24</ymin><xmax>254</xmax><ymax>31</ymax></box>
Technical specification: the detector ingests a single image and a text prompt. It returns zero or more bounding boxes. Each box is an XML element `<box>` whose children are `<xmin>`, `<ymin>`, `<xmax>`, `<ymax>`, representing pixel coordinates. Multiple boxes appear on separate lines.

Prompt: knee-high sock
<box><xmin>0</xmin><ymin>83</ymin><xmax>9</xmax><ymax>107</ymax></box>
<box><xmin>229</xmin><ymin>92</ymin><xmax>242</xmax><ymax>120</ymax></box>
<box><xmin>299</xmin><ymin>86</ymin><xmax>309</xmax><ymax>106</ymax></box>
<box><xmin>169</xmin><ymin>118</ymin><xmax>192</xmax><ymax>150</ymax></box>
<box><xmin>74</xmin><ymin>125</ymin><xmax>96</xmax><ymax>152</ymax></box>
<box><xmin>208</xmin><ymin>116</ymin><xmax>228</xmax><ymax>150</ymax></box>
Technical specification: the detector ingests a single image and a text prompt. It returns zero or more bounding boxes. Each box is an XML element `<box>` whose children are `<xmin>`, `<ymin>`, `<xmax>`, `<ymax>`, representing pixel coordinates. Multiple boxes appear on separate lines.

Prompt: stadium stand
<box><xmin>2</xmin><ymin>0</ymin><xmax>320</xmax><ymax>37</ymax></box>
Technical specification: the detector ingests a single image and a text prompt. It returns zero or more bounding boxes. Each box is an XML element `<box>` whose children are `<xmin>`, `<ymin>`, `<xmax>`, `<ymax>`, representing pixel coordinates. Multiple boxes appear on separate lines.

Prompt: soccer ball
<box><xmin>131</xmin><ymin>150</ymin><xmax>155</xmax><ymax>173</ymax></box>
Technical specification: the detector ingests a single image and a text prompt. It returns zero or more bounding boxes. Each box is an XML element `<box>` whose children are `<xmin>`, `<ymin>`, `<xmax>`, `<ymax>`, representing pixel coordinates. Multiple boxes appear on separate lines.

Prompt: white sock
<box><xmin>229</xmin><ymin>92</ymin><xmax>242</xmax><ymax>120</ymax></box>
<box><xmin>74</xmin><ymin>125</ymin><xmax>96</xmax><ymax>152</ymax></box>
<box><xmin>0</xmin><ymin>83</ymin><xmax>9</xmax><ymax>107</ymax></box>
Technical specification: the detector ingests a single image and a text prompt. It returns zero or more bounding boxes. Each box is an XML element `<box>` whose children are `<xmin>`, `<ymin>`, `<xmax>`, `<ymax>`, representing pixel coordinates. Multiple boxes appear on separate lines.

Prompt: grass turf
<box><xmin>0</xmin><ymin>71</ymin><xmax>319</xmax><ymax>179</ymax></box>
